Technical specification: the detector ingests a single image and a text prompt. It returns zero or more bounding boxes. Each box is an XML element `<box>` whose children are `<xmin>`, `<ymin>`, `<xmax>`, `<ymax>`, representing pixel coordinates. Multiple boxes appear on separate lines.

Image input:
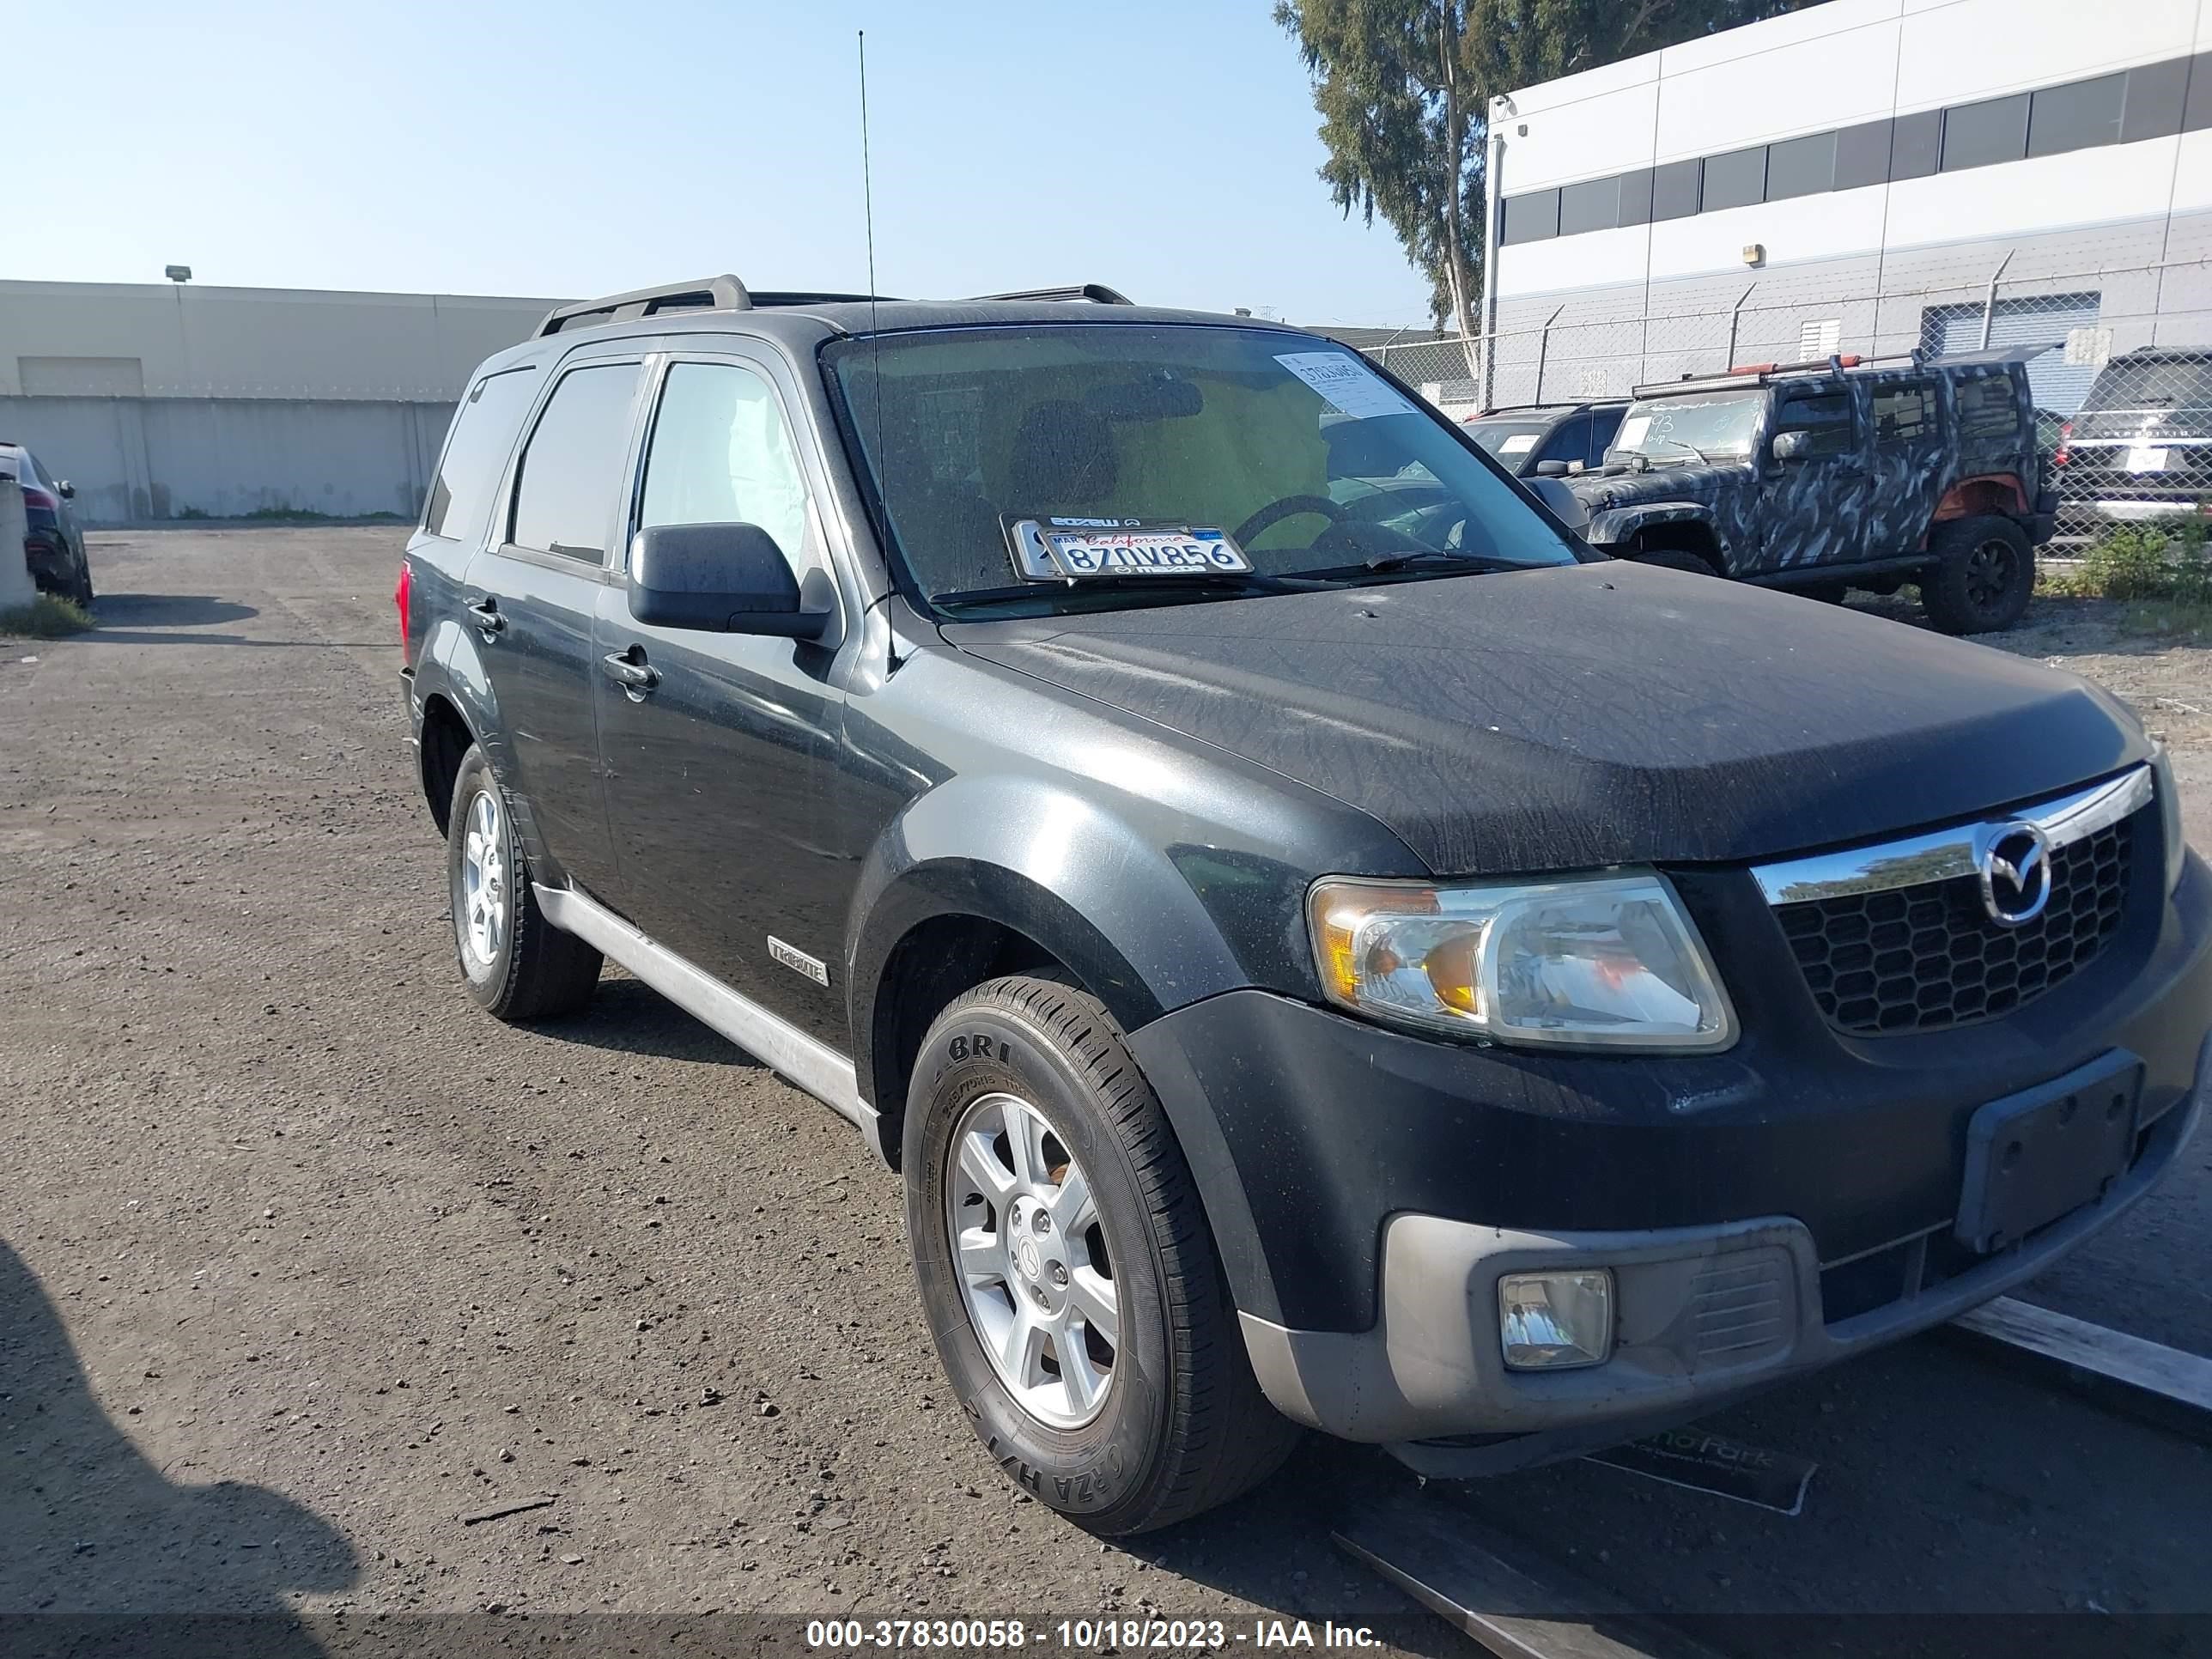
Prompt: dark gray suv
<box><xmin>398</xmin><ymin>276</ymin><xmax>2210</xmax><ymax>1532</ymax></box>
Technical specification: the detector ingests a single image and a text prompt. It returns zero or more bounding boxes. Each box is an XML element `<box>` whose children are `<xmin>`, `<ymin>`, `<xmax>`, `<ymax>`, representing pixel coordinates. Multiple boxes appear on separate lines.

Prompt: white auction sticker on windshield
<box><xmin>1616</xmin><ymin>414</ymin><xmax>1652</xmax><ymax>449</ymax></box>
<box><xmin>1006</xmin><ymin>519</ymin><xmax>1252</xmax><ymax>580</ymax></box>
<box><xmin>1273</xmin><ymin>351</ymin><xmax>1419</xmax><ymax>420</ymax></box>
<box><xmin>1499</xmin><ymin>433</ymin><xmax>1538</xmax><ymax>455</ymax></box>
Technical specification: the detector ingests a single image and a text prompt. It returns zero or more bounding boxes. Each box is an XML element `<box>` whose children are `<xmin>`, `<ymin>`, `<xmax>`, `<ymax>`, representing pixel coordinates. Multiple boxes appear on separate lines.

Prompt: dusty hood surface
<box><xmin>947</xmin><ymin>562</ymin><xmax>2147</xmax><ymax>875</ymax></box>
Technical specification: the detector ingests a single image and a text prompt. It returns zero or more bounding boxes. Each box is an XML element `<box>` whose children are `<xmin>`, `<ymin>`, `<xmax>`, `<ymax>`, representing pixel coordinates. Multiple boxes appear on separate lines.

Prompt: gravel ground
<box><xmin>2</xmin><ymin>528</ymin><xmax>2208</xmax><ymax>1658</ymax></box>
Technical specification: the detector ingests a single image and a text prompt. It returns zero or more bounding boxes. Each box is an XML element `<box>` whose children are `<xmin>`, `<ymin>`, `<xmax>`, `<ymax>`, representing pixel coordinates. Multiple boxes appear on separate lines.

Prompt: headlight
<box><xmin>1307</xmin><ymin>872</ymin><xmax>1736</xmax><ymax>1050</ymax></box>
<box><xmin>2153</xmin><ymin>742</ymin><xmax>2187</xmax><ymax>893</ymax></box>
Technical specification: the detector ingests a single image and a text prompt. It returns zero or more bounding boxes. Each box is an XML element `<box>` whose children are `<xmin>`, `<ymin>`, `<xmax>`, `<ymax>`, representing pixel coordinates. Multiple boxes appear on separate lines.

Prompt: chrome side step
<box><xmin>534</xmin><ymin>884</ymin><xmax>875</xmax><ymax>1136</ymax></box>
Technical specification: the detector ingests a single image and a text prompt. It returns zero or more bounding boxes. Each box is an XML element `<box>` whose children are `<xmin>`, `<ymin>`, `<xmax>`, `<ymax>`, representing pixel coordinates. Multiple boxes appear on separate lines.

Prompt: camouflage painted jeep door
<box><xmin>1753</xmin><ymin>386</ymin><xmax>1862</xmax><ymax>574</ymax></box>
<box><xmin>1861</xmin><ymin>374</ymin><xmax>1948</xmax><ymax>558</ymax></box>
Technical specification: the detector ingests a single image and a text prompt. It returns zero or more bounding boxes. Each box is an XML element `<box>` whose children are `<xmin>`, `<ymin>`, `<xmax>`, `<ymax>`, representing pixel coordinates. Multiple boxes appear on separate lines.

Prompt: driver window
<box><xmin>639</xmin><ymin>361</ymin><xmax>817</xmax><ymax>577</ymax></box>
<box><xmin>1537</xmin><ymin>415</ymin><xmax>1592</xmax><ymax>470</ymax></box>
<box><xmin>1772</xmin><ymin>391</ymin><xmax>1855</xmax><ymax>459</ymax></box>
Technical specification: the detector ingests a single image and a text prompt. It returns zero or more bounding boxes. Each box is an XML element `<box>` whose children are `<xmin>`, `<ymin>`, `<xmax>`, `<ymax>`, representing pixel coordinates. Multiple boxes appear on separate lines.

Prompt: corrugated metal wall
<box><xmin>0</xmin><ymin>397</ymin><xmax>457</xmax><ymax>523</ymax></box>
<box><xmin>0</xmin><ymin>280</ymin><xmax>557</xmax><ymax>525</ymax></box>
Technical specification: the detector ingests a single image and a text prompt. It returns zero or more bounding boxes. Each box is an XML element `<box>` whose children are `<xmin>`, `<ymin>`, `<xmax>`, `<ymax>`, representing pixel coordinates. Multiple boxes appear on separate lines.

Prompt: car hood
<box><xmin>945</xmin><ymin>562</ymin><xmax>2147</xmax><ymax>876</ymax></box>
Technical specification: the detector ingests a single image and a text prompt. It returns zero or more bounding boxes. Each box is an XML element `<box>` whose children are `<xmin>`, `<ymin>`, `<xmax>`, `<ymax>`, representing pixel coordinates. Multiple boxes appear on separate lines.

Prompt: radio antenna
<box><xmin>859</xmin><ymin>32</ymin><xmax>885</xmax><ymax>482</ymax></box>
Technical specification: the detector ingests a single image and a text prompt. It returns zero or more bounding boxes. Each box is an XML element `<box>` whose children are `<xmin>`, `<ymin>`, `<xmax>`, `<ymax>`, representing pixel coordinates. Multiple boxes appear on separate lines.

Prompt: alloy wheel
<box><xmin>1964</xmin><ymin>538</ymin><xmax>2018</xmax><ymax>611</ymax></box>
<box><xmin>459</xmin><ymin>787</ymin><xmax>508</xmax><ymax>969</ymax></box>
<box><xmin>944</xmin><ymin>1091</ymin><xmax>1120</xmax><ymax>1429</ymax></box>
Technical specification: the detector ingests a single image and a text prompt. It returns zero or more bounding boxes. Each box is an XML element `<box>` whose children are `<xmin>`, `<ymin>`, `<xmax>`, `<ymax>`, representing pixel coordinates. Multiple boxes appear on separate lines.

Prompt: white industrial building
<box><xmin>0</xmin><ymin>281</ymin><xmax>553</xmax><ymax>523</ymax></box>
<box><xmin>1448</xmin><ymin>0</ymin><xmax>2212</xmax><ymax>413</ymax></box>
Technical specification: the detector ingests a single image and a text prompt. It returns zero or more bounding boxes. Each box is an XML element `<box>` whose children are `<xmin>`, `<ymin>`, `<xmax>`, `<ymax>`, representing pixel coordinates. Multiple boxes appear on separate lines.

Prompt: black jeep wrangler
<box><xmin>1565</xmin><ymin>349</ymin><xmax>2058</xmax><ymax>634</ymax></box>
<box><xmin>398</xmin><ymin>278</ymin><xmax>2207</xmax><ymax>1533</ymax></box>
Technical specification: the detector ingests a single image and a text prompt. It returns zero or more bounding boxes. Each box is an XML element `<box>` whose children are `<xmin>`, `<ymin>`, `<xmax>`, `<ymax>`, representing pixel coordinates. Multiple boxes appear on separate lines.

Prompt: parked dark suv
<box><xmin>2053</xmin><ymin>348</ymin><xmax>2212</xmax><ymax>528</ymax></box>
<box><xmin>1565</xmin><ymin>350</ymin><xmax>2056</xmax><ymax>633</ymax></box>
<box><xmin>1463</xmin><ymin>401</ymin><xmax>1627</xmax><ymax>477</ymax></box>
<box><xmin>398</xmin><ymin>276</ymin><xmax>2209</xmax><ymax>1533</ymax></box>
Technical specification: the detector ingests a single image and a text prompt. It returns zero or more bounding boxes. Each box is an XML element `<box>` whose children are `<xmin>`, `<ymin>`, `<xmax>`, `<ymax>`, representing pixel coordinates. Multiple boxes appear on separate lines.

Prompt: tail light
<box><xmin>19</xmin><ymin>485</ymin><xmax>58</xmax><ymax>514</ymax></box>
<box><xmin>2053</xmin><ymin>421</ymin><xmax>2071</xmax><ymax>468</ymax></box>
<box><xmin>395</xmin><ymin>559</ymin><xmax>414</xmax><ymax>666</ymax></box>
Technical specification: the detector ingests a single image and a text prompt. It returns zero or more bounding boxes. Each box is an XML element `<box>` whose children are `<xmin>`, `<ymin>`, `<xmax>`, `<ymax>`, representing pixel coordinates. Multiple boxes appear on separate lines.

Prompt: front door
<box><xmin>1862</xmin><ymin>374</ymin><xmax>1948</xmax><ymax>558</ymax></box>
<box><xmin>463</xmin><ymin>355</ymin><xmax>646</xmax><ymax>898</ymax></box>
<box><xmin>592</xmin><ymin>352</ymin><xmax>851</xmax><ymax>1043</ymax></box>
<box><xmin>1753</xmin><ymin>384</ymin><xmax>1863</xmax><ymax>574</ymax></box>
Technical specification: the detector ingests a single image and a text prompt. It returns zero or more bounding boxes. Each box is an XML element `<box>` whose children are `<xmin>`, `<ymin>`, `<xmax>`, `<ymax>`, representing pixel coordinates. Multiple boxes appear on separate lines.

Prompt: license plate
<box><xmin>1954</xmin><ymin>1052</ymin><xmax>2142</xmax><ymax>1253</ymax></box>
<box><xmin>1007</xmin><ymin>519</ymin><xmax>1251</xmax><ymax>580</ymax></box>
<box><xmin>2125</xmin><ymin>447</ymin><xmax>2170</xmax><ymax>473</ymax></box>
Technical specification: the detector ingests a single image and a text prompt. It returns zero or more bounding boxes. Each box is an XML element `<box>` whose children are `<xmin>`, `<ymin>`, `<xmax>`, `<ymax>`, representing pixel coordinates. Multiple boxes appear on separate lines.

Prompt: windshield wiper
<box><xmin>1297</xmin><ymin>550</ymin><xmax>1532</xmax><ymax>579</ymax></box>
<box><xmin>929</xmin><ymin>571</ymin><xmax>1321</xmax><ymax>609</ymax></box>
<box><xmin>1629</xmin><ymin>434</ymin><xmax>1708</xmax><ymax>464</ymax></box>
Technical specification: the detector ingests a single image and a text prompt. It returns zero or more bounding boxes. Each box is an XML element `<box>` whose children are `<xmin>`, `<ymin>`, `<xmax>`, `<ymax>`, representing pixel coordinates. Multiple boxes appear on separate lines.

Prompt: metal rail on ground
<box><xmin>1947</xmin><ymin>1295</ymin><xmax>2212</xmax><ymax>1445</ymax></box>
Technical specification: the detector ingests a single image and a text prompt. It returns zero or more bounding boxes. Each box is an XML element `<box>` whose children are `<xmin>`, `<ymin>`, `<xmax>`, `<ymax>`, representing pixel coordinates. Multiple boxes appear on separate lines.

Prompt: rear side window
<box><xmin>509</xmin><ymin>362</ymin><xmax>643</xmax><ymax>560</ymax></box>
<box><xmin>1872</xmin><ymin>382</ymin><xmax>1938</xmax><ymax>445</ymax></box>
<box><xmin>1955</xmin><ymin>375</ymin><xmax>2021</xmax><ymax>441</ymax></box>
<box><xmin>423</xmin><ymin>367</ymin><xmax>539</xmax><ymax>542</ymax></box>
<box><xmin>1774</xmin><ymin>391</ymin><xmax>1855</xmax><ymax>458</ymax></box>
<box><xmin>638</xmin><ymin>361</ymin><xmax>816</xmax><ymax>575</ymax></box>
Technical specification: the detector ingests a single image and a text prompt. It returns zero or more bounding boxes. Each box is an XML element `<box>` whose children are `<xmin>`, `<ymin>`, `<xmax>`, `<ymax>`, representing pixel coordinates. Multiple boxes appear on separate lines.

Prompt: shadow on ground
<box><xmin>0</xmin><ymin>1240</ymin><xmax>357</xmax><ymax>1656</ymax></box>
<box><xmin>84</xmin><ymin>595</ymin><xmax>259</xmax><ymax>629</ymax></box>
<box><xmin>531</xmin><ymin>975</ymin><xmax>769</xmax><ymax>1068</ymax></box>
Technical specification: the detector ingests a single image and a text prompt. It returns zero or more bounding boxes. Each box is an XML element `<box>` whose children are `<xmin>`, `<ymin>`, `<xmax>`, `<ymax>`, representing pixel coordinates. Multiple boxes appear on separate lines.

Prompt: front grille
<box><xmin>1777</xmin><ymin>817</ymin><xmax>2132</xmax><ymax>1036</ymax></box>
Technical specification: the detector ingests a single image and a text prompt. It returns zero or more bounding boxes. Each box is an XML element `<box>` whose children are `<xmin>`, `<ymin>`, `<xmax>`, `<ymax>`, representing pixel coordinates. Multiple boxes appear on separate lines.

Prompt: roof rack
<box><xmin>1631</xmin><ymin>349</ymin><xmax>1925</xmax><ymax>398</ymax></box>
<box><xmin>968</xmin><ymin>283</ymin><xmax>1134</xmax><ymax>306</ymax></box>
<box><xmin>538</xmin><ymin>275</ymin><xmax>750</xmax><ymax>337</ymax></box>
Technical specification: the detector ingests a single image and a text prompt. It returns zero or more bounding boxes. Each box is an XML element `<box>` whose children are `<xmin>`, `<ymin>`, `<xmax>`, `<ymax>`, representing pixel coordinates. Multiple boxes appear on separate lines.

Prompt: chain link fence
<box><xmin>1361</xmin><ymin>246</ymin><xmax>2212</xmax><ymax>542</ymax></box>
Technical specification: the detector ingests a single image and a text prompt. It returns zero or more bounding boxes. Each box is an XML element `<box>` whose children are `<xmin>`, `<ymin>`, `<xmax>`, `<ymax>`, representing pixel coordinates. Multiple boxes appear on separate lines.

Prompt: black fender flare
<box><xmin>1584</xmin><ymin>500</ymin><xmax>1724</xmax><ymax>558</ymax></box>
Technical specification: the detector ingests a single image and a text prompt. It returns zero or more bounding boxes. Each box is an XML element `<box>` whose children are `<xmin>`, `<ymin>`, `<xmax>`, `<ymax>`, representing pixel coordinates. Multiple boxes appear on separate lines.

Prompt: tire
<box><xmin>1921</xmin><ymin>515</ymin><xmax>2033</xmax><ymax>635</ymax></box>
<box><xmin>446</xmin><ymin>744</ymin><xmax>600</xmax><ymax>1021</ymax></box>
<box><xmin>905</xmin><ymin>975</ymin><xmax>1298</xmax><ymax>1534</ymax></box>
<box><xmin>69</xmin><ymin>548</ymin><xmax>94</xmax><ymax>609</ymax></box>
<box><xmin>1632</xmin><ymin>548</ymin><xmax>1717</xmax><ymax>575</ymax></box>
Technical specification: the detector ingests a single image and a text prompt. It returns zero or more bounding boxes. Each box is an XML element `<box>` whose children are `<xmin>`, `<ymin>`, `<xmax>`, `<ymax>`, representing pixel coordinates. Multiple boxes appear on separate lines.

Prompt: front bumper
<box><xmin>1127</xmin><ymin>836</ymin><xmax>2212</xmax><ymax>1466</ymax></box>
<box><xmin>1237</xmin><ymin>1073</ymin><xmax>2197</xmax><ymax>1467</ymax></box>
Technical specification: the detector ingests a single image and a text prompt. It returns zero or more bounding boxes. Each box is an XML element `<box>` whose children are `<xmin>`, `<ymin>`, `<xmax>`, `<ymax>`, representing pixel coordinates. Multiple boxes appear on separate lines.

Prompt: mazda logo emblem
<box><xmin>1980</xmin><ymin>823</ymin><xmax>2053</xmax><ymax>926</ymax></box>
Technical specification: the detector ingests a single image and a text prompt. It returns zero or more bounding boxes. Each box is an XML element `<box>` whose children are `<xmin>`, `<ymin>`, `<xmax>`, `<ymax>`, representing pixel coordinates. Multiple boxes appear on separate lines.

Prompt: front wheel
<box><xmin>904</xmin><ymin>976</ymin><xmax>1297</xmax><ymax>1534</ymax></box>
<box><xmin>1922</xmin><ymin>516</ymin><xmax>2033</xmax><ymax>635</ymax></box>
<box><xmin>446</xmin><ymin>744</ymin><xmax>601</xmax><ymax>1021</ymax></box>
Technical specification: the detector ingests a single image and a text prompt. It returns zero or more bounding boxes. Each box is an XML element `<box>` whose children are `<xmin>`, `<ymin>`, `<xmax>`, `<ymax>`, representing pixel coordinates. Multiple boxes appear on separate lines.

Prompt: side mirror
<box><xmin>628</xmin><ymin>522</ymin><xmax>836</xmax><ymax>641</ymax></box>
<box><xmin>56</xmin><ymin>481</ymin><xmax>75</xmax><ymax>501</ymax></box>
<box><xmin>1771</xmin><ymin>429</ymin><xmax>1811</xmax><ymax>463</ymax></box>
<box><xmin>1533</xmin><ymin>459</ymin><xmax>1571</xmax><ymax>477</ymax></box>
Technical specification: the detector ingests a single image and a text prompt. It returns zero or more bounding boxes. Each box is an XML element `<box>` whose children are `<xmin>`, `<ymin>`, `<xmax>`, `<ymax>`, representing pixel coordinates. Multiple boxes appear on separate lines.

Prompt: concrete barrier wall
<box><xmin>0</xmin><ymin>479</ymin><xmax>33</xmax><ymax>609</ymax></box>
<box><xmin>0</xmin><ymin>396</ymin><xmax>457</xmax><ymax>524</ymax></box>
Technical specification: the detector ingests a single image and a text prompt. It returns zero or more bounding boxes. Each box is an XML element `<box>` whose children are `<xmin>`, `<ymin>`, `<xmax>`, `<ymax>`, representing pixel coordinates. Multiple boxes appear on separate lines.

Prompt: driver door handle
<box><xmin>600</xmin><ymin>647</ymin><xmax>659</xmax><ymax>696</ymax></box>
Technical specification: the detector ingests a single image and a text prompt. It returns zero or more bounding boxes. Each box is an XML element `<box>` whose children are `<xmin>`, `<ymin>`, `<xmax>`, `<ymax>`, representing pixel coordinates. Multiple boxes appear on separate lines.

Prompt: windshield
<box><xmin>1610</xmin><ymin>392</ymin><xmax>1765</xmax><ymax>463</ymax></box>
<box><xmin>2087</xmin><ymin>356</ymin><xmax>2212</xmax><ymax>410</ymax></box>
<box><xmin>1463</xmin><ymin>420</ymin><xmax>1551</xmax><ymax>462</ymax></box>
<box><xmin>825</xmin><ymin>325</ymin><xmax>1579</xmax><ymax>615</ymax></box>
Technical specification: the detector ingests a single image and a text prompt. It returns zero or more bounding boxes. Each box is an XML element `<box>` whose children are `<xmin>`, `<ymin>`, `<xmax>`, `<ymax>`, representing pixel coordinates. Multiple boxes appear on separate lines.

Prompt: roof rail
<box><xmin>969</xmin><ymin>283</ymin><xmax>1135</xmax><ymax>306</ymax></box>
<box><xmin>537</xmin><ymin>275</ymin><xmax>751</xmax><ymax>338</ymax></box>
<box><xmin>1631</xmin><ymin>349</ymin><xmax>1928</xmax><ymax>398</ymax></box>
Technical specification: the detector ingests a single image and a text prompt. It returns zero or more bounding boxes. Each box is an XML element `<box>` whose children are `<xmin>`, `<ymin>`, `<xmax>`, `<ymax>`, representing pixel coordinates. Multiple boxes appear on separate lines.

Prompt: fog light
<box><xmin>1499</xmin><ymin>1270</ymin><xmax>1613</xmax><ymax>1370</ymax></box>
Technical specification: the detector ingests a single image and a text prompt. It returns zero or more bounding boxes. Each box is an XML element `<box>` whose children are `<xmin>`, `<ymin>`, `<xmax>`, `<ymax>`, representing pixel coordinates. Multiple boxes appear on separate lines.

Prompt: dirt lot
<box><xmin>3</xmin><ymin>528</ymin><xmax>2209</xmax><ymax>1657</ymax></box>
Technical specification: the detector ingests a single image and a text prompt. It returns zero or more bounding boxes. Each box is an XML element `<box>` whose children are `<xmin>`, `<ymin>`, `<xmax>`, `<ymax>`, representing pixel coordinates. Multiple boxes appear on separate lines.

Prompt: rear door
<box><xmin>465</xmin><ymin>350</ymin><xmax>647</xmax><ymax>899</ymax></box>
<box><xmin>592</xmin><ymin>346</ymin><xmax>854</xmax><ymax>1043</ymax></box>
<box><xmin>1862</xmin><ymin>374</ymin><xmax>1947</xmax><ymax>557</ymax></box>
<box><xmin>1753</xmin><ymin>385</ymin><xmax>1862</xmax><ymax>573</ymax></box>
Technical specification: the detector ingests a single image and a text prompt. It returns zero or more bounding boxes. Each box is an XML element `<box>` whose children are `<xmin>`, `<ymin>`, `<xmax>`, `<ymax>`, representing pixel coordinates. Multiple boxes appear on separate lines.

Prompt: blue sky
<box><xmin>21</xmin><ymin>0</ymin><xmax>1436</xmax><ymax>326</ymax></box>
